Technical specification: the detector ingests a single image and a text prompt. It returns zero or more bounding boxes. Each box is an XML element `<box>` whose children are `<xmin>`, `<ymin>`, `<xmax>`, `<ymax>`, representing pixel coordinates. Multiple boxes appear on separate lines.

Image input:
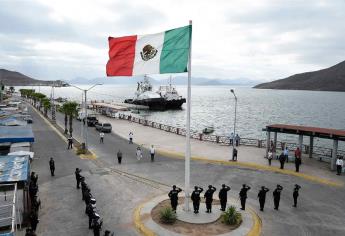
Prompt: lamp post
<box><xmin>70</xmin><ymin>84</ymin><xmax>102</xmax><ymax>150</ymax></box>
<box><xmin>230</xmin><ymin>89</ymin><xmax>238</xmax><ymax>160</ymax></box>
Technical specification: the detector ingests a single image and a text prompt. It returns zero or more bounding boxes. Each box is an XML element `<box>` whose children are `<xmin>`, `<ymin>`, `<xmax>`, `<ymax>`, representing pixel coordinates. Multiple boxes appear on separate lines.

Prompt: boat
<box><xmin>124</xmin><ymin>76</ymin><xmax>186</xmax><ymax>110</ymax></box>
<box><xmin>202</xmin><ymin>126</ymin><xmax>215</xmax><ymax>134</ymax></box>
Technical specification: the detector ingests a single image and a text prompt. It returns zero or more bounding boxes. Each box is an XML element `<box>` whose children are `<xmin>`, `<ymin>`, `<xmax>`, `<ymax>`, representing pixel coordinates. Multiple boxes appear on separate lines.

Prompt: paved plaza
<box><xmin>27</xmin><ymin>105</ymin><xmax>345</xmax><ymax>235</ymax></box>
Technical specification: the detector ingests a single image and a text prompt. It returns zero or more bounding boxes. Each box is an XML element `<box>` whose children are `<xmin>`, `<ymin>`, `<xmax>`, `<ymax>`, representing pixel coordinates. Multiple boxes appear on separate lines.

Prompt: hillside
<box><xmin>0</xmin><ymin>69</ymin><xmax>56</xmax><ymax>86</ymax></box>
<box><xmin>254</xmin><ymin>60</ymin><xmax>345</xmax><ymax>91</ymax></box>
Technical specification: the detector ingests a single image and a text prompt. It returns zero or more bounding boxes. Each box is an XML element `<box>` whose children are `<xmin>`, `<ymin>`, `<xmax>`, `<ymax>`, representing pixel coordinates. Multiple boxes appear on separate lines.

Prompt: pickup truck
<box><xmin>95</xmin><ymin>123</ymin><xmax>112</xmax><ymax>133</ymax></box>
<box><xmin>86</xmin><ymin>116</ymin><xmax>99</xmax><ymax>127</ymax></box>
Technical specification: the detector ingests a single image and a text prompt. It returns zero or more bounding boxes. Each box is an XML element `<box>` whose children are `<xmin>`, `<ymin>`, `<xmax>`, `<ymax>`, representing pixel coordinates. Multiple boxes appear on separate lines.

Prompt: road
<box><xmin>32</xmin><ymin>107</ymin><xmax>345</xmax><ymax>235</ymax></box>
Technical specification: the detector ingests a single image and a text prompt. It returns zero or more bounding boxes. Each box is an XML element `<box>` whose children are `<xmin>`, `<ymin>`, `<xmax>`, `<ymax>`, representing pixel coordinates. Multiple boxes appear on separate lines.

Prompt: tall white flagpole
<box><xmin>184</xmin><ymin>20</ymin><xmax>192</xmax><ymax>211</ymax></box>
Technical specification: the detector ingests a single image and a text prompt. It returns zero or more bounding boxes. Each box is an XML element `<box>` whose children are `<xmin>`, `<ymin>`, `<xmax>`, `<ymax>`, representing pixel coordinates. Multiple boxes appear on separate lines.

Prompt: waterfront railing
<box><xmin>118</xmin><ymin>113</ymin><xmax>345</xmax><ymax>160</ymax></box>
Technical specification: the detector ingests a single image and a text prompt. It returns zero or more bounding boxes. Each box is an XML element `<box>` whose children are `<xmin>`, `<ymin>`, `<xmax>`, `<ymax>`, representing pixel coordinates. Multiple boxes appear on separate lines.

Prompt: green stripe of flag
<box><xmin>160</xmin><ymin>25</ymin><xmax>192</xmax><ymax>74</ymax></box>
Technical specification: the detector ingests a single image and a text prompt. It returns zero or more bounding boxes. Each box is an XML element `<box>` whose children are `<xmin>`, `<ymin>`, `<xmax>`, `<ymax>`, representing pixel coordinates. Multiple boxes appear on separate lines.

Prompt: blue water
<box><xmin>19</xmin><ymin>85</ymin><xmax>345</xmax><ymax>147</ymax></box>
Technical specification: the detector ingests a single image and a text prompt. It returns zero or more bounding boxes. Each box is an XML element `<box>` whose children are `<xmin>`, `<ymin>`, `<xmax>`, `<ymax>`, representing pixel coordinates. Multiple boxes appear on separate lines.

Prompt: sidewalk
<box><xmin>97</xmin><ymin>115</ymin><xmax>345</xmax><ymax>187</ymax></box>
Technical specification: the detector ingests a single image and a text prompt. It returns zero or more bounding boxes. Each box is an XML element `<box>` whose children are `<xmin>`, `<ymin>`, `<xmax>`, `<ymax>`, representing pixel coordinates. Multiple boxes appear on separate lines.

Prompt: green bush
<box><xmin>221</xmin><ymin>206</ymin><xmax>242</xmax><ymax>225</ymax></box>
<box><xmin>76</xmin><ymin>148</ymin><xmax>86</xmax><ymax>155</ymax></box>
<box><xmin>159</xmin><ymin>207</ymin><xmax>177</xmax><ymax>224</ymax></box>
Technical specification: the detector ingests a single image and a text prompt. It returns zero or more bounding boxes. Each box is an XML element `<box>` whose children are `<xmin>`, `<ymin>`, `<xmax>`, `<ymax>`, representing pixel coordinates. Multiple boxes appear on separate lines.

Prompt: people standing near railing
<box><xmin>235</xmin><ymin>134</ymin><xmax>240</xmax><ymax>146</ymax></box>
<box><xmin>268</xmin><ymin>151</ymin><xmax>273</xmax><ymax>166</ymax></box>
<box><xmin>336</xmin><ymin>156</ymin><xmax>343</xmax><ymax>175</ymax></box>
<box><xmin>284</xmin><ymin>146</ymin><xmax>289</xmax><ymax>163</ymax></box>
<box><xmin>230</xmin><ymin>132</ymin><xmax>234</xmax><ymax>145</ymax></box>
<box><xmin>150</xmin><ymin>145</ymin><xmax>155</xmax><ymax>162</ymax></box>
<box><xmin>279</xmin><ymin>152</ymin><xmax>286</xmax><ymax>169</ymax></box>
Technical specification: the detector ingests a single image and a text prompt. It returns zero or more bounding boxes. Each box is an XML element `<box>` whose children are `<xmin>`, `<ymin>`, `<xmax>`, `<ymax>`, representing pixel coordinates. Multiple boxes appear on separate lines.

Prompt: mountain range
<box><xmin>0</xmin><ymin>69</ymin><xmax>62</xmax><ymax>86</ymax></box>
<box><xmin>254</xmin><ymin>60</ymin><xmax>345</xmax><ymax>92</ymax></box>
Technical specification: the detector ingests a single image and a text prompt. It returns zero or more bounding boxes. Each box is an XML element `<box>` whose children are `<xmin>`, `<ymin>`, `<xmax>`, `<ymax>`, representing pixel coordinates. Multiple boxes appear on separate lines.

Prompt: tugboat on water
<box><xmin>124</xmin><ymin>76</ymin><xmax>186</xmax><ymax>110</ymax></box>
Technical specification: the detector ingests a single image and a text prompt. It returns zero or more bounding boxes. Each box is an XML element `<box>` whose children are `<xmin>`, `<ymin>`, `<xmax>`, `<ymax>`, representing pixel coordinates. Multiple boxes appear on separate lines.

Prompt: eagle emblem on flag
<box><xmin>140</xmin><ymin>44</ymin><xmax>158</xmax><ymax>61</ymax></box>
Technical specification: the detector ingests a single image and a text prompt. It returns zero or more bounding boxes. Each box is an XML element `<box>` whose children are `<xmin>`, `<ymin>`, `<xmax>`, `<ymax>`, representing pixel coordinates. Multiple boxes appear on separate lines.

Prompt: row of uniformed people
<box><xmin>168</xmin><ymin>183</ymin><xmax>301</xmax><ymax>213</ymax></box>
<box><xmin>76</xmin><ymin>168</ymin><xmax>103</xmax><ymax>236</ymax></box>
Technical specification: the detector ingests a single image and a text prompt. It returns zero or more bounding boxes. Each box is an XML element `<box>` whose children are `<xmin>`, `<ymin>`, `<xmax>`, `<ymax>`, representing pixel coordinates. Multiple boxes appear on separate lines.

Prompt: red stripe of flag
<box><xmin>106</xmin><ymin>35</ymin><xmax>137</xmax><ymax>76</ymax></box>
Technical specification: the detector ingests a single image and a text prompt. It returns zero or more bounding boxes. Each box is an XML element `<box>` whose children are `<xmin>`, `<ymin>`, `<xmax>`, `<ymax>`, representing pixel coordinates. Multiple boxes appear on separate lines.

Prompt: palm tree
<box><xmin>59</xmin><ymin>104</ymin><xmax>69</xmax><ymax>134</ymax></box>
<box><xmin>63</xmin><ymin>101</ymin><xmax>78</xmax><ymax>136</ymax></box>
<box><xmin>42</xmin><ymin>98</ymin><xmax>51</xmax><ymax>117</ymax></box>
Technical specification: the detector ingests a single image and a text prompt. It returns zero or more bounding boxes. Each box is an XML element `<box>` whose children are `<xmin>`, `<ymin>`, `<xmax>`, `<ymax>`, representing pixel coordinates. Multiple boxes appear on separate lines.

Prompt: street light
<box><xmin>70</xmin><ymin>83</ymin><xmax>102</xmax><ymax>150</ymax></box>
<box><xmin>230</xmin><ymin>89</ymin><xmax>238</xmax><ymax>161</ymax></box>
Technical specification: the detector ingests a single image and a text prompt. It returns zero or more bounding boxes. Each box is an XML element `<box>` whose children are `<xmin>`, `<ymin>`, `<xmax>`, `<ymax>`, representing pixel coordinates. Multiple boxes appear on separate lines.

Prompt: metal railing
<box><xmin>118</xmin><ymin>113</ymin><xmax>345</xmax><ymax>159</ymax></box>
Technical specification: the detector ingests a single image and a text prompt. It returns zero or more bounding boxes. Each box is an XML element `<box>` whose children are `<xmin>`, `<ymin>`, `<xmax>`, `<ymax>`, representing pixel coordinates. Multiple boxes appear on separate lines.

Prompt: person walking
<box><xmin>129</xmin><ymin>132</ymin><xmax>133</xmax><ymax>144</ymax></box>
<box><xmin>150</xmin><ymin>145</ymin><xmax>155</xmax><ymax>162</ymax></box>
<box><xmin>168</xmin><ymin>185</ymin><xmax>182</xmax><ymax>212</ymax></box>
<box><xmin>232</xmin><ymin>148</ymin><xmax>238</xmax><ymax>161</ymax></box>
<box><xmin>67</xmin><ymin>135</ymin><xmax>73</xmax><ymax>149</ymax></box>
<box><xmin>218</xmin><ymin>184</ymin><xmax>231</xmax><ymax>211</ymax></box>
<box><xmin>99</xmin><ymin>132</ymin><xmax>104</xmax><ymax>143</ymax></box>
<box><xmin>293</xmin><ymin>184</ymin><xmax>301</xmax><ymax>207</ymax></box>
<box><xmin>117</xmin><ymin>150</ymin><xmax>122</xmax><ymax>164</ymax></box>
<box><xmin>279</xmin><ymin>152</ymin><xmax>286</xmax><ymax>169</ymax></box>
<box><xmin>239</xmin><ymin>184</ymin><xmax>251</xmax><ymax>210</ymax></box>
<box><xmin>295</xmin><ymin>147</ymin><xmax>302</xmax><ymax>172</ymax></box>
<box><xmin>273</xmin><ymin>185</ymin><xmax>283</xmax><ymax>210</ymax></box>
<box><xmin>268</xmin><ymin>151</ymin><xmax>273</xmax><ymax>166</ymax></box>
<box><xmin>257</xmin><ymin>186</ymin><xmax>269</xmax><ymax>211</ymax></box>
<box><xmin>75</xmin><ymin>168</ymin><xmax>82</xmax><ymax>189</ymax></box>
<box><xmin>336</xmin><ymin>156</ymin><xmax>343</xmax><ymax>175</ymax></box>
<box><xmin>204</xmin><ymin>185</ymin><xmax>217</xmax><ymax>213</ymax></box>
<box><xmin>136</xmin><ymin>146</ymin><xmax>143</xmax><ymax>161</ymax></box>
<box><xmin>191</xmin><ymin>186</ymin><xmax>203</xmax><ymax>214</ymax></box>
<box><xmin>49</xmin><ymin>157</ymin><xmax>55</xmax><ymax>176</ymax></box>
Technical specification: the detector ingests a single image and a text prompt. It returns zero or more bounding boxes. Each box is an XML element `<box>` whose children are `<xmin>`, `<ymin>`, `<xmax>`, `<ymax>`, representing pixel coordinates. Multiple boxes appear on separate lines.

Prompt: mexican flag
<box><xmin>106</xmin><ymin>25</ymin><xmax>192</xmax><ymax>76</ymax></box>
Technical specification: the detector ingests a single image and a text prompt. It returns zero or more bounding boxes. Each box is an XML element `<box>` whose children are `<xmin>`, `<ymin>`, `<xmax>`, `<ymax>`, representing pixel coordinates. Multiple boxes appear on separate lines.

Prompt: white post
<box><xmin>266</xmin><ymin>131</ymin><xmax>271</xmax><ymax>158</ymax></box>
<box><xmin>81</xmin><ymin>92</ymin><xmax>84</xmax><ymax>146</ymax></box>
<box><xmin>331</xmin><ymin>140</ymin><xmax>338</xmax><ymax>171</ymax></box>
<box><xmin>298</xmin><ymin>135</ymin><xmax>303</xmax><ymax>152</ymax></box>
<box><xmin>184</xmin><ymin>20</ymin><xmax>192</xmax><ymax>212</ymax></box>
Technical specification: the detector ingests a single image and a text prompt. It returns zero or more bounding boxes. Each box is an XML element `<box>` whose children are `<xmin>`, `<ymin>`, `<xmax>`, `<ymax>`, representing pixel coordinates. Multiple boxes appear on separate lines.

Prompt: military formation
<box><xmin>25</xmin><ymin>171</ymin><xmax>41</xmax><ymax>236</ymax></box>
<box><xmin>75</xmin><ymin>168</ymin><xmax>114</xmax><ymax>236</ymax></box>
<box><xmin>168</xmin><ymin>183</ymin><xmax>301</xmax><ymax>213</ymax></box>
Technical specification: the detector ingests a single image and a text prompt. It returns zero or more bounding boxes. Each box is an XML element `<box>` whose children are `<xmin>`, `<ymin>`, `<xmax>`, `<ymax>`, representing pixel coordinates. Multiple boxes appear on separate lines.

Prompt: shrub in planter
<box><xmin>76</xmin><ymin>148</ymin><xmax>87</xmax><ymax>155</ymax></box>
<box><xmin>159</xmin><ymin>207</ymin><xmax>177</xmax><ymax>224</ymax></box>
<box><xmin>222</xmin><ymin>206</ymin><xmax>242</xmax><ymax>225</ymax></box>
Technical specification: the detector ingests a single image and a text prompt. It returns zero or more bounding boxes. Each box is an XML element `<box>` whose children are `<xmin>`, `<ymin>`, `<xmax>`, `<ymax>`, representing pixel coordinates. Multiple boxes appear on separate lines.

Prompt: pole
<box><xmin>81</xmin><ymin>92</ymin><xmax>84</xmax><ymax>148</ymax></box>
<box><xmin>84</xmin><ymin>90</ymin><xmax>88</xmax><ymax>150</ymax></box>
<box><xmin>184</xmin><ymin>20</ymin><xmax>192</xmax><ymax>211</ymax></box>
<box><xmin>51</xmin><ymin>86</ymin><xmax>56</xmax><ymax>123</ymax></box>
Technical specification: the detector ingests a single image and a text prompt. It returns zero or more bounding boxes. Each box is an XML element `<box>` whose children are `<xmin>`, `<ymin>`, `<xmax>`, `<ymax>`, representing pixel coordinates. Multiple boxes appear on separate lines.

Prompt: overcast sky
<box><xmin>1</xmin><ymin>0</ymin><xmax>344</xmax><ymax>82</ymax></box>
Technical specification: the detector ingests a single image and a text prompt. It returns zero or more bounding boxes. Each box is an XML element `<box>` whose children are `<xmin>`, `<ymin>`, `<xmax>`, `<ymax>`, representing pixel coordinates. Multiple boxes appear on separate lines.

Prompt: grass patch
<box><xmin>159</xmin><ymin>207</ymin><xmax>177</xmax><ymax>224</ymax></box>
<box><xmin>221</xmin><ymin>206</ymin><xmax>242</xmax><ymax>226</ymax></box>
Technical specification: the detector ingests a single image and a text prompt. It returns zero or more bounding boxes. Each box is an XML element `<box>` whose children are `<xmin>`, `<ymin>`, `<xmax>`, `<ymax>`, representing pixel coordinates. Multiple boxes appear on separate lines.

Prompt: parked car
<box><xmin>95</xmin><ymin>123</ymin><xmax>112</xmax><ymax>133</ymax></box>
<box><xmin>87</xmin><ymin>116</ymin><xmax>98</xmax><ymax>127</ymax></box>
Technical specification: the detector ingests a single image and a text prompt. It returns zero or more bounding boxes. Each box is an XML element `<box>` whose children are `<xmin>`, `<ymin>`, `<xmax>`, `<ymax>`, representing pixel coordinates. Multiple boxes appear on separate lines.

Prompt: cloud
<box><xmin>0</xmin><ymin>0</ymin><xmax>344</xmax><ymax>82</ymax></box>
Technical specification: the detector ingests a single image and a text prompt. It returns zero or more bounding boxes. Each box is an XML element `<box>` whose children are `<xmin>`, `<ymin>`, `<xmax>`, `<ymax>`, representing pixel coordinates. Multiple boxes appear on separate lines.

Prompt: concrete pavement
<box><xmin>27</xmin><ymin>102</ymin><xmax>345</xmax><ymax>235</ymax></box>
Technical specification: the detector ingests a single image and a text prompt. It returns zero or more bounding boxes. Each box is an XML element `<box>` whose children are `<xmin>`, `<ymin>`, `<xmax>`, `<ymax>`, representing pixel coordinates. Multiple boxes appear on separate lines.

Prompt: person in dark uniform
<box><xmin>168</xmin><ymin>185</ymin><xmax>182</xmax><ymax>212</ymax></box>
<box><xmin>273</xmin><ymin>185</ymin><xmax>283</xmax><ymax>210</ymax></box>
<box><xmin>279</xmin><ymin>152</ymin><xmax>286</xmax><ymax>169</ymax></box>
<box><xmin>293</xmin><ymin>184</ymin><xmax>301</xmax><ymax>207</ymax></box>
<box><xmin>91</xmin><ymin>215</ymin><xmax>103</xmax><ymax>236</ymax></box>
<box><xmin>87</xmin><ymin>199</ymin><xmax>97</xmax><ymax>229</ymax></box>
<box><xmin>32</xmin><ymin>195</ymin><xmax>41</xmax><ymax>212</ymax></box>
<box><xmin>239</xmin><ymin>184</ymin><xmax>251</xmax><ymax>210</ymax></box>
<box><xmin>75</xmin><ymin>168</ymin><xmax>82</xmax><ymax>189</ymax></box>
<box><xmin>257</xmin><ymin>186</ymin><xmax>269</xmax><ymax>211</ymax></box>
<box><xmin>191</xmin><ymin>186</ymin><xmax>203</xmax><ymax>214</ymax></box>
<box><xmin>49</xmin><ymin>157</ymin><xmax>55</xmax><ymax>176</ymax></box>
<box><xmin>204</xmin><ymin>185</ymin><xmax>217</xmax><ymax>213</ymax></box>
<box><xmin>219</xmin><ymin>184</ymin><xmax>231</xmax><ymax>211</ymax></box>
<box><xmin>30</xmin><ymin>172</ymin><xmax>38</xmax><ymax>185</ymax></box>
<box><xmin>232</xmin><ymin>148</ymin><xmax>238</xmax><ymax>161</ymax></box>
<box><xmin>67</xmin><ymin>135</ymin><xmax>73</xmax><ymax>149</ymax></box>
<box><xmin>29</xmin><ymin>210</ymin><xmax>39</xmax><ymax>232</ymax></box>
<box><xmin>117</xmin><ymin>150</ymin><xmax>122</xmax><ymax>164</ymax></box>
<box><xmin>29</xmin><ymin>183</ymin><xmax>38</xmax><ymax>203</ymax></box>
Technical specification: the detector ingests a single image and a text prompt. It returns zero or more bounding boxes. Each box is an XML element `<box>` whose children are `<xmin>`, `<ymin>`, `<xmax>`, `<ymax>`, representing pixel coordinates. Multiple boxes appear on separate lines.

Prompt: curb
<box><xmin>157</xmin><ymin>149</ymin><xmax>344</xmax><ymax>188</ymax></box>
<box><xmin>133</xmin><ymin>200</ymin><xmax>156</xmax><ymax>236</ymax></box>
<box><xmin>133</xmin><ymin>194</ymin><xmax>261</xmax><ymax>236</ymax></box>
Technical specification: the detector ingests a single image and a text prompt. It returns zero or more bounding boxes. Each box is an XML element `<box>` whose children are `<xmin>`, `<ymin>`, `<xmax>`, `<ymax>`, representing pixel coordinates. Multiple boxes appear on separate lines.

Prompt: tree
<box><xmin>59</xmin><ymin>104</ymin><xmax>69</xmax><ymax>134</ymax></box>
<box><xmin>9</xmin><ymin>86</ymin><xmax>15</xmax><ymax>93</ymax></box>
<box><xmin>42</xmin><ymin>98</ymin><xmax>51</xmax><ymax>117</ymax></box>
<box><xmin>63</xmin><ymin>101</ymin><xmax>78</xmax><ymax>136</ymax></box>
